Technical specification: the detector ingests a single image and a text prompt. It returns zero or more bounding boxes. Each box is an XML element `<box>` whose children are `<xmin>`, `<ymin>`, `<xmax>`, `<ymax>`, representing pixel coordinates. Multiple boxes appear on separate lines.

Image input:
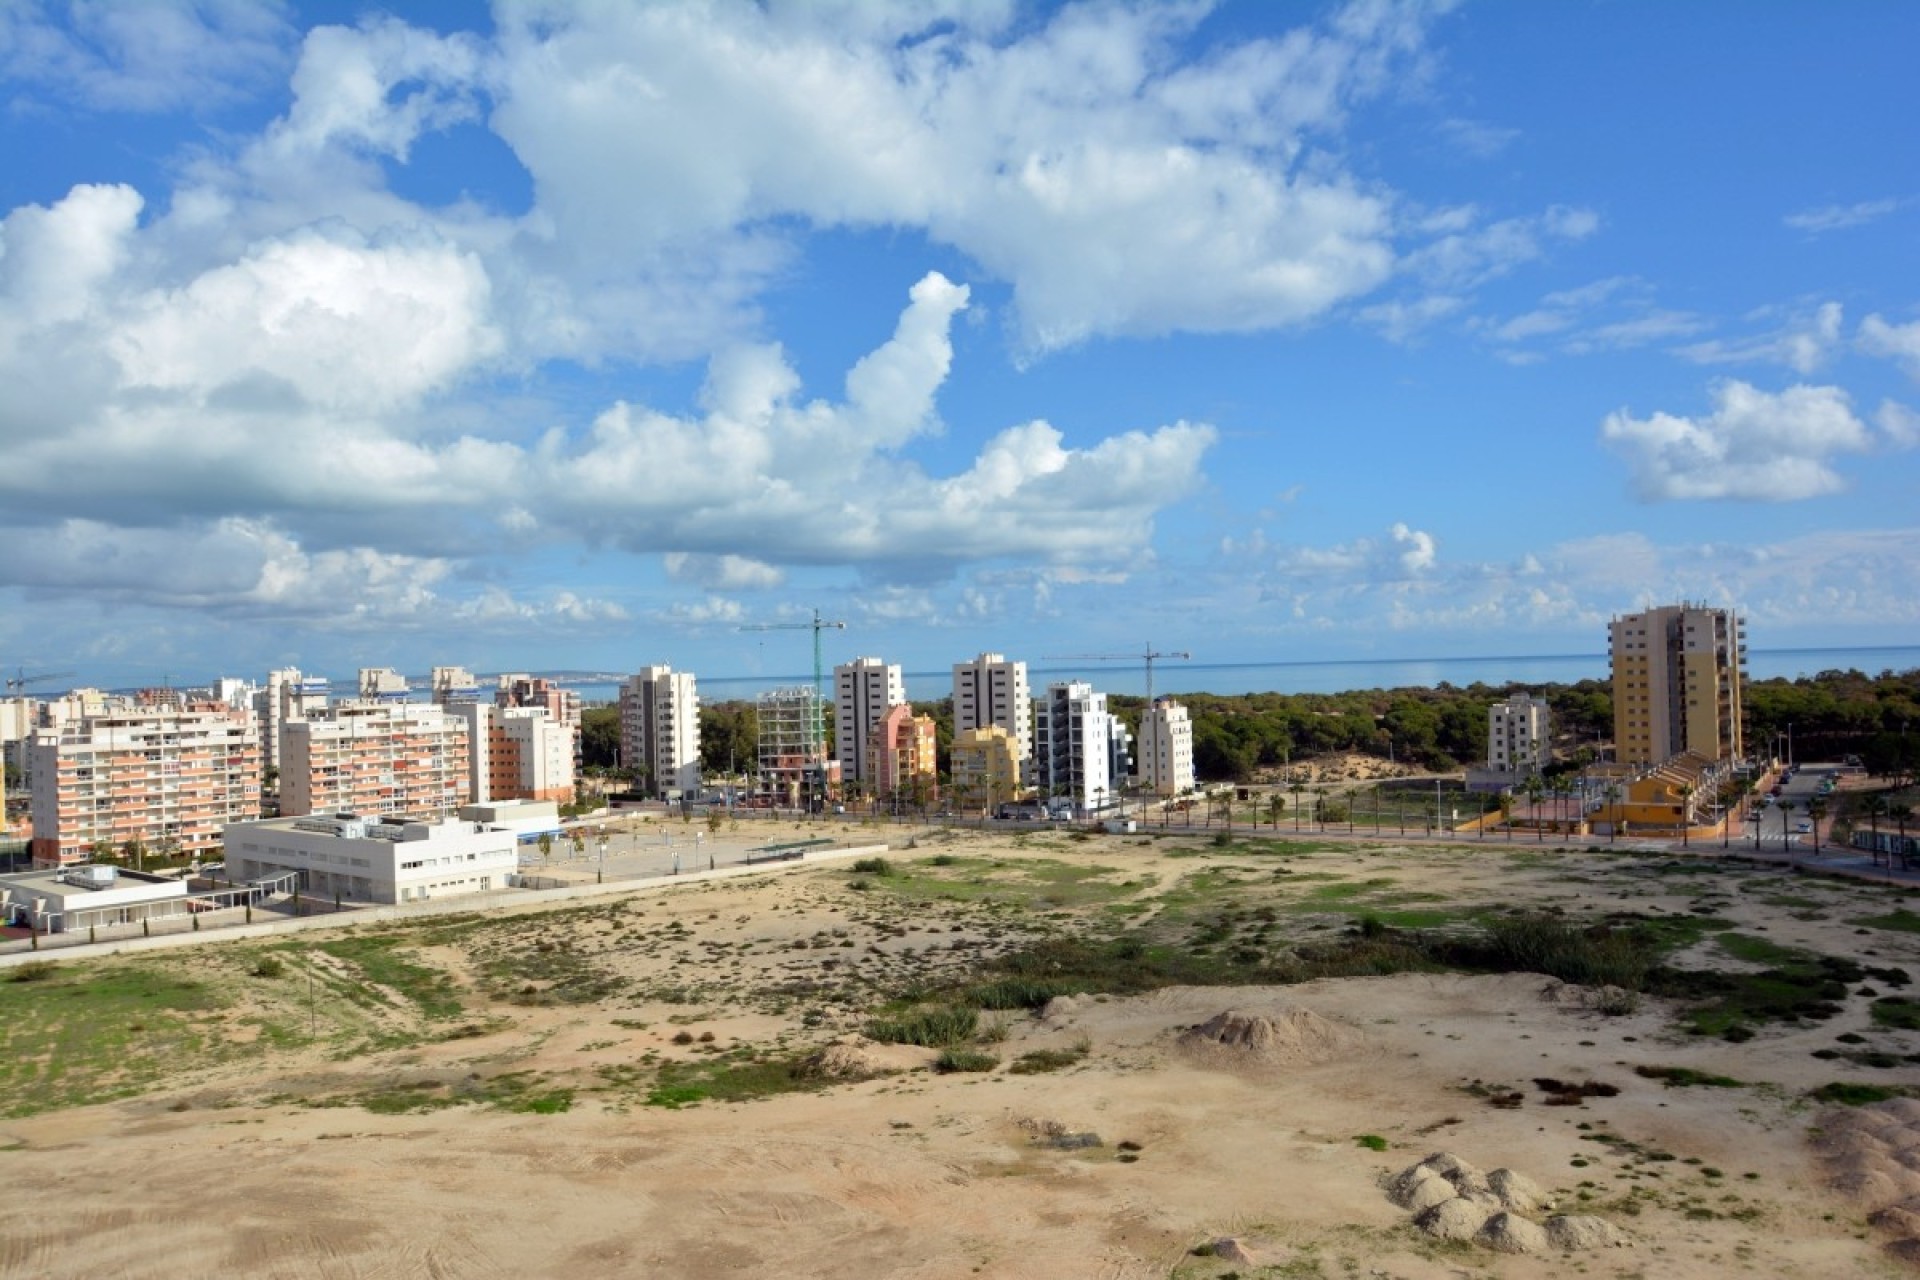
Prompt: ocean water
<box><xmin>560</xmin><ymin>645</ymin><xmax>1920</xmax><ymax>705</ymax></box>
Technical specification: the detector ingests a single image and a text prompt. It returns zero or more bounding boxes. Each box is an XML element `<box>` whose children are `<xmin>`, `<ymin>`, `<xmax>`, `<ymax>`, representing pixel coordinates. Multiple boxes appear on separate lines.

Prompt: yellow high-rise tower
<box><xmin>1609</xmin><ymin>604</ymin><xmax>1746</xmax><ymax>767</ymax></box>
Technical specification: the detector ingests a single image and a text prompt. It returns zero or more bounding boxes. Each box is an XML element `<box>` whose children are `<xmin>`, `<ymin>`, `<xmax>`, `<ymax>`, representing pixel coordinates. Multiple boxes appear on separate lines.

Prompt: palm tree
<box><xmin>1808</xmin><ymin>796</ymin><xmax>1827</xmax><ymax>855</ymax></box>
<box><xmin>1604</xmin><ymin>784</ymin><xmax>1622</xmax><ymax>845</ymax></box>
<box><xmin>1678</xmin><ymin>783</ymin><xmax>1696</xmax><ymax>849</ymax></box>
<box><xmin>1290</xmin><ymin>778</ymin><xmax>1304</xmax><ymax>832</ymax></box>
<box><xmin>1864</xmin><ymin>794</ymin><xmax>1891</xmax><ymax>866</ymax></box>
<box><xmin>1267</xmin><ymin>793</ymin><xmax>1284</xmax><ymax>828</ymax></box>
<box><xmin>1524</xmin><ymin>773</ymin><xmax>1544</xmax><ymax>842</ymax></box>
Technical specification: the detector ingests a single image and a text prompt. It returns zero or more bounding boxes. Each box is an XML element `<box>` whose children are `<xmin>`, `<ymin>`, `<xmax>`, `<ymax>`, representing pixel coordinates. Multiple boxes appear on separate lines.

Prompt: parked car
<box><xmin>1796</xmin><ymin>820</ymin><xmax>1813</xmax><ymax>833</ymax></box>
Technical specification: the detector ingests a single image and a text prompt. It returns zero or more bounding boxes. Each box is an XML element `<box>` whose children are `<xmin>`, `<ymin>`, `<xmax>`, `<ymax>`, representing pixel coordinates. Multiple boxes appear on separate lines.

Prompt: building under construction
<box><xmin>756</xmin><ymin>686</ymin><xmax>834</xmax><ymax>806</ymax></box>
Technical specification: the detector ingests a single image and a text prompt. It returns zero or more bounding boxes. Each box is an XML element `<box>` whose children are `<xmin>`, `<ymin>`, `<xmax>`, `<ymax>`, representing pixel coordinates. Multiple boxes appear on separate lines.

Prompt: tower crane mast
<box><xmin>5</xmin><ymin>668</ymin><xmax>76</xmax><ymax>693</ymax></box>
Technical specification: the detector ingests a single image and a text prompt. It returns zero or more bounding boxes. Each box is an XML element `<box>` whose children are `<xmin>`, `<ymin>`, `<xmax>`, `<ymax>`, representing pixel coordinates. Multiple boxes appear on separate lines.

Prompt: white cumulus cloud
<box><xmin>1600</xmin><ymin>380</ymin><xmax>1877</xmax><ymax>501</ymax></box>
<box><xmin>1860</xmin><ymin>313</ymin><xmax>1920</xmax><ymax>381</ymax></box>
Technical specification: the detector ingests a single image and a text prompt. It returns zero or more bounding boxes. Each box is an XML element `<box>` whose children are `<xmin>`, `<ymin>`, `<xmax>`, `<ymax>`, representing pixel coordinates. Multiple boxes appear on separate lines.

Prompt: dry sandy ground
<box><xmin>2</xmin><ymin>828</ymin><xmax>1918</xmax><ymax>1279</ymax></box>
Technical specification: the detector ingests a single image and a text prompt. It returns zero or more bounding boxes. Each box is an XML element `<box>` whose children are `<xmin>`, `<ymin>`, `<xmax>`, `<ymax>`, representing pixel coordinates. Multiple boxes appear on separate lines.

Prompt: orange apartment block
<box><xmin>866</xmin><ymin>704</ymin><xmax>938</xmax><ymax>804</ymax></box>
<box><xmin>280</xmin><ymin>701</ymin><xmax>471</xmax><ymax>819</ymax></box>
<box><xmin>28</xmin><ymin>704</ymin><xmax>261</xmax><ymax>867</ymax></box>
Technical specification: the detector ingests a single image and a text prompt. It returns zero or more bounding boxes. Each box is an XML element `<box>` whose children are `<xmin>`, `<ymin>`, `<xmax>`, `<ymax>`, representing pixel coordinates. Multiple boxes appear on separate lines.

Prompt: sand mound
<box><xmin>1207</xmin><ymin>1237</ymin><xmax>1258</xmax><ymax>1265</ymax></box>
<box><xmin>796</xmin><ymin>1037</ymin><xmax>907</xmax><ymax>1080</ymax></box>
<box><xmin>1476</xmin><ymin>1211</ymin><xmax>1549</xmax><ymax>1254</ymax></box>
<box><xmin>1488</xmin><ymin>1167</ymin><xmax>1547</xmax><ymax>1214</ymax></box>
<box><xmin>1040</xmin><ymin>995</ymin><xmax>1089</xmax><ymax>1022</ymax></box>
<box><xmin>1177</xmin><ymin>1008</ymin><xmax>1363</xmax><ymax>1068</ymax></box>
<box><xmin>1545</xmin><ymin>1215</ymin><xmax>1629</xmax><ymax>1250</ymax></box>
<box><xmin>1814</xmin><ymin>1101</ymin><xmax>1920</xmax><ymax>1262</ymax></box>
<box><xmin>1415</xmin><ymin>1196</ymin><xmax>1492</xmax><ymax>1242</ymax></box>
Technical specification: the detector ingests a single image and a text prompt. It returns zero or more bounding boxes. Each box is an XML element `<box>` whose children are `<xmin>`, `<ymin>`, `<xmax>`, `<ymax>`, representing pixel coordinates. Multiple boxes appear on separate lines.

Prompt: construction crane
<box><xmin>1044</xmin><ymin>644</ymin><xmax>1191</xmax><ymax>705</ymax></box>
<box><xmin>5</xmin><ymin>668</ymin><xmax>75</xmax><ymax>693</ymax></box>
<box><xmin>739</xmin><ymin>608</ymin><xmax>847</xmax><ymax>761</ymax></box>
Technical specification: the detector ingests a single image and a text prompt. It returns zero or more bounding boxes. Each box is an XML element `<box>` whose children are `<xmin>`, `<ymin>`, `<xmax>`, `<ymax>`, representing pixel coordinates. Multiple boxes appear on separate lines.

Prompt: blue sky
<box><xmin>1</xmin><ymin>0</ymin><xmax>1917</xmax><ymax>693</ymax></box>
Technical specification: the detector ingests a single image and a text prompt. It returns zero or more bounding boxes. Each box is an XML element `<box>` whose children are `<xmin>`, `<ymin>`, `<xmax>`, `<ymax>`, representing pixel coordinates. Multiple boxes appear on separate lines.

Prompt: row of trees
<box><xmin>574</xmin><ymin>666</ymin><xmax>1919</xmax><ymax>791</ymax></box>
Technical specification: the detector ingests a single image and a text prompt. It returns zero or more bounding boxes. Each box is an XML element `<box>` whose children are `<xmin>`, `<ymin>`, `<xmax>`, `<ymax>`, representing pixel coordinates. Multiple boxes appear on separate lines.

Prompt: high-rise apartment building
<box><xmin>280</xmin><ymin>701</ymin><xmax>470</xmax><ymax>818</ymax></box>
<box><xmin>27</xmin><ymin>704</ymin><xmax>261</xmax><ymax>866</ymax></box>
<box><xmin>835</xmin><ymin>657</ymin><xmax>905</xmax><ymax>784</ymax></box>
<box><xmin>1488</xmin><ymin>693</ymin><xmax>1552</xmax><ymax>775</ymax></box>
<box><xmin>1609</xmin><ymin>604</ymin><xmax>1746</xmax><ymax>767</ymax></box>
<box><xmin>952</xmin><ymin>652</ymin><xmax>1032</xmax><ymax>777</ymax></box>
<box><xmin>1034</xmin><ymin>681</ymin><xmax>1131</xmax><ymax>815</ymax></box>
<box><xmin>619</xmin><ymin>665</ymin><xmax>701</xmax><ymax>796</ymax></box>
<box><xmin>1134</xmin><ymin>698</ymin><xmax>1196</xmax><ymax>797</ymax></box>
<box><xmin>256</xmin><ymin>668</ymin><xmax>329</xmax><ymax>774</ymax></box>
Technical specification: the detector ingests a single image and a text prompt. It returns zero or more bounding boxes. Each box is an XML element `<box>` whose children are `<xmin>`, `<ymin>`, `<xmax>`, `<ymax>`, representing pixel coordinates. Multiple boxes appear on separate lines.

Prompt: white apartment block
<box><xmin>952</xmin><ymin>652</ymin><xmax>1032</xmax><ymax>776</ymax></box>
<box><xmin>619</xmin><ymin>665</ymin><xmax>701</xmax><ymax>795</ymax></box>
<box><xmin>1488</xmin><ymin>692</ymin><xmax>1552</xmax><ymax>775</ymax></box>
<box><xmin>358</xmin><ymin>667</ymin><xmax>411</xmax><ymax>701</ymax></box>
<box><xmin>280</xmin><ymin>701</ymin><xmax>470</xmax><ymax>819</ymax></box>
<box><xmin>451</xmin><ymin>703</ymin><xmax>575</xmax><ymax>805</ymax></box>
<box><xmin>225</xmin><ymin>812</ymin><xmax>517</xmax><ymax>905</ymax></box>
<box><xmin>834</xmin><ymin>657</ymin><xmax>905</xmax><ymax>784</ymax></box>
<box><xmin>1134</xmin><ymin>698</ymin><xmax>1196</xmax><ymax>797</ymax></box>
<box><xmin>1034</xmin><ymin>681</ymin><xmax>1130</xmax><ymax>815</ymax></box>
<box><xmin>28</xmin><ymin>705</ymin><xmax>261</xmax><ymax>866</ymax></box>
<box><xmin>255</xmin><ymin>668</ymin><xmax>329</xmax><ymax>773</ymax></box>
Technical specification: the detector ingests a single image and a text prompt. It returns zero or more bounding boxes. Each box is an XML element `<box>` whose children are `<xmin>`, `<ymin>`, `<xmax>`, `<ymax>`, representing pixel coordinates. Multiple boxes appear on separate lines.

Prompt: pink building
<box><xmin>866</xmin><ymin>704</ymin><xmax>937</xmax><ymax>804</ymax></box>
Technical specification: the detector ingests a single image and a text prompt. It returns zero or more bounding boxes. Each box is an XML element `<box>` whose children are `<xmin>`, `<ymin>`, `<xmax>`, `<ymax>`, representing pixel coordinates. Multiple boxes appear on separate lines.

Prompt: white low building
<box><xmin>0</xmin><ymin>864</ymin><xmax>189</xmax><ymax>933</ymax></box>
<box><xmin>224</xmin><ymin>812</ymin><xmax>517</xmax><ymax>904</ymax></box>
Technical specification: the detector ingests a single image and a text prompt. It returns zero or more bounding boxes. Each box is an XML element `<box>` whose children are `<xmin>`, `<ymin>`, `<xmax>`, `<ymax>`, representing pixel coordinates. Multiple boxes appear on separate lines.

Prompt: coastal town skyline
<box><xmin>3</xmin><ymin>2</ymin><xmax>1917</xmax><ymax>686</ymax></box>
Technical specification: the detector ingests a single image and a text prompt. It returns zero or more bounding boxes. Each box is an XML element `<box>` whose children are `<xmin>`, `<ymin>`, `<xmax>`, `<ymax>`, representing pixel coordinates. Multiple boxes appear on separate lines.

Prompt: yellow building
<box><xmin>1610</xmin><ymin>604</ymin><xmax>1745</xmax><ymax>767</ymax></box>
<box><xmin>950</xmin><ymin>725</ymin><xmax>1023</xmax><ymax>814</ymax></box>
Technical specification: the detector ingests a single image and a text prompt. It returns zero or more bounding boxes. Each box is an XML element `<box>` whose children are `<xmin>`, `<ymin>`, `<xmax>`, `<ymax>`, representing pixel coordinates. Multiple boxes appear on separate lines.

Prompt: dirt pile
<box><xmin>1388</xmin><ymin>1153</ymin><xmax>1628</xmax><ymax>1256</ymax></box>
<box><xmin>1812</xmin><ymin>1099</ymin><xmax>1920</xmax><ymax>1265</ymax></box>
<box><xmin>1175</xmin><ymin>1007</ymin><xmax>1363</xmax><ymax>1068</ymax></box>
<box><xmin>796</xmin><ymin>1037</ymin><xmax>911</xmax><ymax>1080</ymax></box>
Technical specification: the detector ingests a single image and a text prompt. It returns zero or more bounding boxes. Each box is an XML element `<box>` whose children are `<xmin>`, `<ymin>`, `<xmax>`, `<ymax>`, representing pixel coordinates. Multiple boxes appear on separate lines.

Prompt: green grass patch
<box><xmin>1634</xmin><ymin>1065</ymin><xmax>1746</xmax><ymax>1088</ymax></box>
<box><xmin>1354</xmin><ymin>1134</ymin><xmax>1389</xmax><ymax>1151</ymax></box>
<box><xmin>933</xmin><ymin>1048</ymin><xmax>997</xmax><ymax>1073</ymax></box>
<box><xmin>1008</xmin><ymin>1043</ymin><xmax>1090</xmax><ymax>1074</ymax></box>
<box><xmin>1872</xmin><ymin>996</ymin><xmax>1920</xmax><ymax>1031</ymax></box>
<box><xmin>1854</xmin><ymin>909</ymin><xmax>1920</xmax><ymax>935</ymax></box>
<box><xmin>866</xmin><ymin>1005</ymin><xmax>979</xmax><ymax>1047</ymax></box>
<box><xmin>649</xmin><ymin>1053</ymin><xmax>826</xmax><ymax>1106</ymax></box>
<box><xmin>313</xmin><ymin>935</ymin><xmax>464</xmax><ymax>1019</ymax></box>
<box><xmin>1810</xmin><ymin>1082</ymin><xmax>1915</xmax><ymax>1107</ymax></box>
<box><xmin>0</xmin><ymin>960</ymin><xmax>238</xmax><ymax>1117</ymax></box>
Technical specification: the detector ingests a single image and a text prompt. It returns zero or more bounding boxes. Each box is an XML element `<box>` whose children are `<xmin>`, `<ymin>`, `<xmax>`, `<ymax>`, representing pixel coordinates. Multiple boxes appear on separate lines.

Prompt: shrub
<box><xmin>7</xmin><ymin>960</ymin><xmax>58</xmax><ymax>983</ymax></box>
<box><xmin>250</xmin><ymin>955</ymin><xmax>286</xmax><ymax>979</ymax></box>
<box><xmin>850</xmin><ymin>857</ymin><xmax>895</xmax><ymax>877</ymax></box>
<box><xmin>933</xmin><ymin>1048</ymin><xmax>997</xmax><ymax>1073</ymax></box>
<box><xmin>1354</xmin><ymin>1134</ymin><xmax>1388</xmax><ymax>1151</ymax></box>
<box><xmin>866</xmin><ymin>1005</ymin><xmax>978</xmax><ymax>1047</ymax></box>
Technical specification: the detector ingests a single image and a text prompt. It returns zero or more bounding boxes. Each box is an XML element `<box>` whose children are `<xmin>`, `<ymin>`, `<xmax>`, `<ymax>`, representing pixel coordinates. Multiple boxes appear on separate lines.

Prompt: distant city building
<box><xmin>950</xmin><ymin>725</ymin><xmax>1023</xmax><ymax>813</ymax></box>
<box><xmin>451</xmin><ymin>703</ymin><xmax>575</xmax><ymax>805</ymax></box>
<box><xmin>866</xmin><ymin>704</ymin><xmax>937</xmax><ymax>805</ymax></box>
<box><xmin>280</xmin><ymin>701</ymin><xmax>470</xmax><ymax>819</ymax></box>
<box><xmin>952</xmin><ymin>652</ymin><xmax>1032</xmax><ymax>779</ymax></box>
<box><xmin>1488</xmin><ymin>692</ymin><xmax>1553</xmax><ymax>775</ymax></box>
<box><xmin>358</xmin><ymin>667</ymin><xmax>411</xmax><ymax>702</ymax></box>
<box><xmin>1034</xmin><ymin>681</ymin><xmax>1130</xmax><ymax>815</ymax></box>
<box><xmin>618</xmin><ymin>665</ymin><xmax>701</xmax><ymax>795</ymax></box>
<box><xmin>256</xmin><ymin>668</ymin><xmax>329</xmax><ymax>774</ymax></box>
<box><xmin>225</xmin><ymin>812</ymin><xmax>516</xmax><ymax>905</ymax></box>
<box><xmin>1609</xmin><ymin>604</ymin><xmax>1746</xmax><ymax>767</ymax></box>
<box><xmin>495</xmin><ymin>674</ymin><xmax>582</xmax><ymax>735</ymax></box>
<box><xmin>27</xmin><ymin>704</ymin><xmax>261</xmax><ymax>867</ymax></box>
<box><xmin>1134</xmin><ymin>698</ymin><xmax>1196</xmax><ymax>797</ymax></box>
<box><xmin>835</xmin><ymin>657</ymin><xmax>905</xmax><ymax>785</ymax></box>
<box><xmin>431</xmin><ymin>666</ymin><xmax>482</xmax><ymax>704</ymax></box>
